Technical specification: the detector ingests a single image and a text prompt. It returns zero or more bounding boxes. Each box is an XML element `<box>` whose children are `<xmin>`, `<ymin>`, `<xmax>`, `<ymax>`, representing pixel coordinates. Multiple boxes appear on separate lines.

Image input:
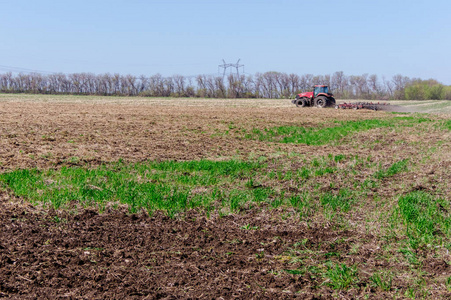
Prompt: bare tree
<box><xmin>172</xmin><ymin>75</ymin><xmax>185</xmax><ymax>97</ymax></box>
<box><xmin>0</xmin><ymin>70</ymin><xmax>444</xmax><ymax>100</ymax></box>
<box><xmin>331</xmin><ymin>71</ymin><xmax>348</xmax><ymax>98</ymax></box>
<box><xmin>391</xmin><ymin>74</ymin><xmax>410</xmax><ymax>100</ymax></box>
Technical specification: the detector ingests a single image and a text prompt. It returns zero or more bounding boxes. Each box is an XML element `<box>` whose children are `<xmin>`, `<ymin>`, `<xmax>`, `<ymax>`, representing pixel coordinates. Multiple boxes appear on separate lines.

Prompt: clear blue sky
<box><xmin>1</xmin><ymin>0</ymin><xmax>450</xmax><ymax>84</ymax></box>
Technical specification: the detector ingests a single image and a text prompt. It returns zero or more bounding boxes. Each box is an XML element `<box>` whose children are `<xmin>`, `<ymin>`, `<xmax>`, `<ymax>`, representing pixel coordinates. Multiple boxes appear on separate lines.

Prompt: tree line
<box><xmin>0</xmin><ymin>71</ymin><xmax>449</xmax><ymax>100</ymax></box>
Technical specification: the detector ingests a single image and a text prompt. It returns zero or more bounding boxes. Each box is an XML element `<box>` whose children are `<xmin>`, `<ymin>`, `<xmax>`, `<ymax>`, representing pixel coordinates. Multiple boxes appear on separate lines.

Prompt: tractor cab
<box><xmin>314</xmin><ymin>85</ymin><xmax>329</xmax><ymax>97</ymax></box>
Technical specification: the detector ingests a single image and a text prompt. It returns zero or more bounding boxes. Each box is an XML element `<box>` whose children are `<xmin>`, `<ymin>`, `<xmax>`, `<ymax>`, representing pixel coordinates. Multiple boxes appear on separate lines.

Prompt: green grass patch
<box><xmin>396</xmin><ymin>191</ymin><xmax>451</xmax><ymax>248</ymax></box>
<box><xmin>374</xmin><ymin>159</ymin><xmax>409</xmax><ymax>179</ymax></box>
<box><xmin>443</xmin><ymin>119</ymin><xmax>451</xmax><ymax>130</ymax></box>
<box><xmin>0</xmin><ymin>159</ymin><xmax>269</xmax><ymax>216</ymax></box>
<box><xmin>244</xmin><ymin>117</ymin><xmax>432</xmax><ymax>146</ymax></box>
<box><xmin>320</xmin><ymin>189</ymin><xmax>355</xmax><ymax>212</ymax></box>
<box><xmin>323</xmin><ymin>263</ymin><xmax>359</xmax><ymax>290</ymax></box>
<box><xmin>370</xmin><ymin>271</ymin><xmax>393</xmax><ymax>291</ymax></box>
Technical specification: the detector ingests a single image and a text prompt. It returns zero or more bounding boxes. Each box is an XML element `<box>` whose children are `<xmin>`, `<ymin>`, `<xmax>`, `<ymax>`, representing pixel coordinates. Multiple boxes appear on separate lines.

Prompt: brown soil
<box><xmin>1</xmin><ymin>98</ymin><xmax>450</xmax><ymax>299</ymax></box>
<box><xmin>0</xmin><ymin>101</ymin><xmax>385</xmax><ymax>171</ymax></box>
<box><xmin>0</xmin><ymin>191</ymin><xmax>348</xmax><ymax>299</ymax></box>
<box><xmin>2</xmin><ymin>192</ymin><xmax>450</xmax><ymax>299</ymax></box>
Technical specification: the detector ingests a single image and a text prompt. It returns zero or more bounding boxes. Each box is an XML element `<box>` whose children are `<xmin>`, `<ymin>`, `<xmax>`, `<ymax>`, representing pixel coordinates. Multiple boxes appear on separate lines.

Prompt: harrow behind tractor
<box><xmin>291</xmin><ymin>86</ymin><xmax>390</xmax><ymax>111</ymax></box>
<box><xmin>335</xmin><ymin>102</ymin><xmax>390</xmax><ymax>111</ymax></box>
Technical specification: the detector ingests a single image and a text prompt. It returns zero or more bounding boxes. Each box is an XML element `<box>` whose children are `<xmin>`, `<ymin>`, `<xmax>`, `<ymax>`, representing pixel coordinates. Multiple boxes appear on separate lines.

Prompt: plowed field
<box><xmin>1</xmin><ymin>95</ymin><xmax>450</xmax><ymax>299</ymax></box>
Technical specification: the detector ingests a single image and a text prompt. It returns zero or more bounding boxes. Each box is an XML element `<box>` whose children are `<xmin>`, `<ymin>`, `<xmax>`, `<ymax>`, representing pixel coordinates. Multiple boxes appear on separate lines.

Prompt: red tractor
<box><xmin>291</xmin><ymin>85</ymin><xmax>336</xmax><ymax>108</ymax></box>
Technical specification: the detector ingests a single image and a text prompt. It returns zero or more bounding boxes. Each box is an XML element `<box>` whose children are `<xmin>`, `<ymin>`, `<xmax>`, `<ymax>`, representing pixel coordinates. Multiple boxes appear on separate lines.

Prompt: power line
<box><xmin>0</xmin><ymin>64</ymin><xmax>56</xmax><ymax>75</ymax></box>
<box><xmin>218</xmin><ymin>59</ymin><xmax>244</xmax><ymax>78</ymax></box>
<box><xmin>0</xmin><ymin>63</ymin><xmax>247</xmax><ymax>79</ymax></box>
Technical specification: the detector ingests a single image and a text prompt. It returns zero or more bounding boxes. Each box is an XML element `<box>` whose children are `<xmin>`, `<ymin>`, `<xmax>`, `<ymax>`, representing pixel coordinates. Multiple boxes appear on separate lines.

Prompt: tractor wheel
<box><xmin>296</xmin><ymin>98</ymin><xmax>307</xmax><ymax>107</ymax></box>
<box><xmin>329</xmin><ymin>97</ymin><xmax>336</xmax><ymax>107</ymax></box>
<box><xmin>314</xmin><ymin>96</ymin><xmax>327</xmax><ymax>108</ymax></box>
